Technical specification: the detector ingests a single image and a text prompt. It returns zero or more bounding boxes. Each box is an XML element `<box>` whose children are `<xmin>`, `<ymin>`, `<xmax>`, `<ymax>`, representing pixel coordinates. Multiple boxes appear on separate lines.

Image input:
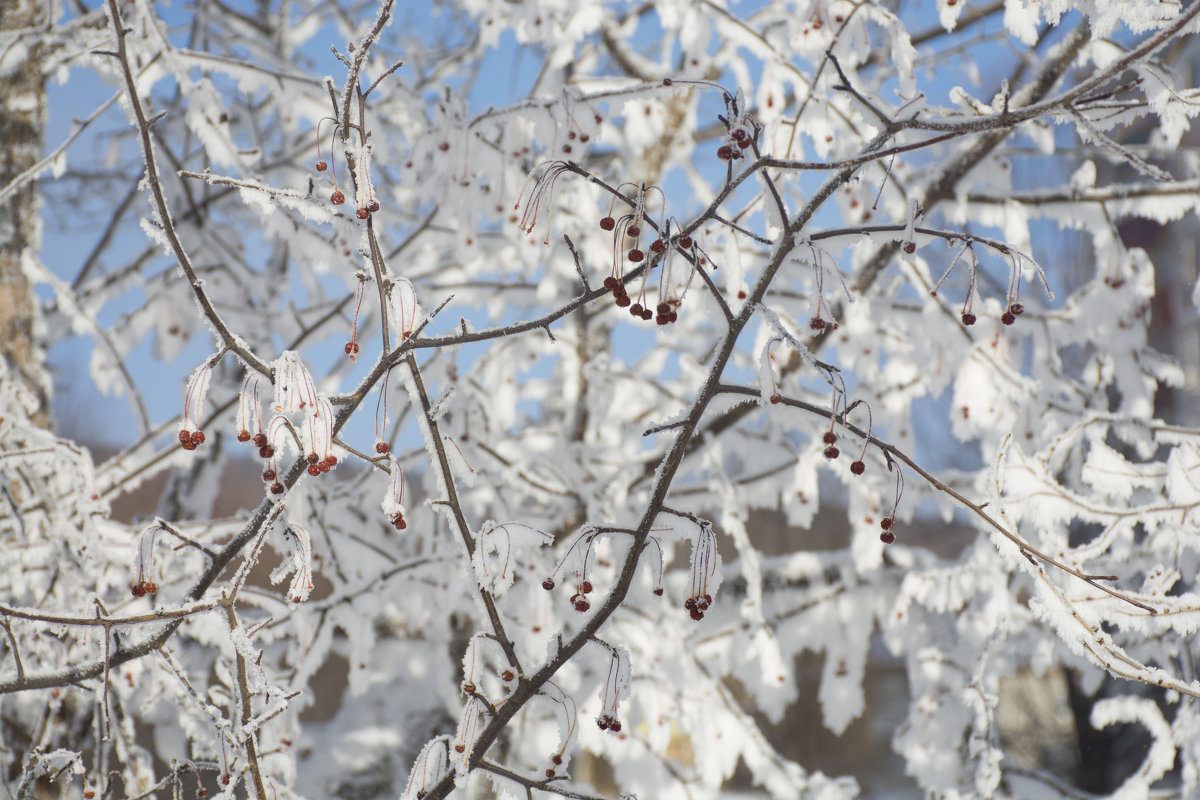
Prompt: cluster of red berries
<box><xmin>822</xmin><ymin>431</ymin><xmax>867</xmax><ymax>474</ymax></box>
<box><xmin>305</xmin><ymin>451</ymin><xmax>338</xmax><ymax>477</ymax></box>
<box><xmin>542</xmin><ymin>577</ymin><xmax>595</xmax><ymax>611</ymax></box>
<box><xmin>717</xmin><ymin>128</ymin><xmax>752</xmax><ymax>161</ymax></box>
<box><xmin>961</xmin><ymin>302</ymin><xmax>1023</xmax><ymax>327</ymax></box>
<box><xmin>545</xmin><ymin>753</ymin><xmax>564</xmax><ymax>779</ymax></box>
<box><xmin>684</xmin><ymin>593</ymin><xmax>712</xmax><ymax>620</ymax></box>
<box><xmin>880</xmin><ymin>516</ymin><xmax>896</xmax><ymax>544</ymax></box>
<box><xmin>596</xmin><ymin>713</ymin><xmax>622</xmax><ymax>732</ymax></box>
<box><xmin>130</xmin><ymin>580</ymin><xmax>158</xmax><ymax>598</ymax></box>
<box><xmin>178</xmin><ymin>429</ymin><xmax>205</xmax><ymax>450</ymax></box>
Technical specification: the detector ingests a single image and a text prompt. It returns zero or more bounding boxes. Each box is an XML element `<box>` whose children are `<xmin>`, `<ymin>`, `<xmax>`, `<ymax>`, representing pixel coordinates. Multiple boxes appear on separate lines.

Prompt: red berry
<box><xmin>144</xmin><ymin>582</ymin><xmax>157</xmax><ymax>595</ymax></box>
<box><xmin>375</xmin><ymin>442</ymin><xmax>389</xmax><ymax>454</ymax></box>
<box><xmin>657</xmin><ymin>302</ymin><xmax>670</xmax><ymax>314</ymax></box>
<box><xmin>597</xmin><ymin>716</ymin><xmax>609</xmax><ymax>730</ymax></box>
<box><xmin>307</xmin><ymin>464</ymin><xmax>320</xmax><ymax>476</ymax></box>
<box><xmin>439</xmin><ymin>142</ymin><xmax>450</xmax><ymax>152</ymax></box>
<box><xmin>315</xmin><ymin>161</ymin><xmax>328</xmax><ymax>172</ymax></box>
<box><xmin>615</xmin><ymin>294</ymin><xmax>632</xmax><ymax>307</ymax></box>
<box><xmin>668</xmin><ymin>311</ymin><xmax>678</xmax><ymax>323</ymax></box>
<box><xmin>308</xmin><ymin>452</ymin><xmax>320</xmax><ymax>464</ymax></box>
<box><xmin>356</xmin><ymin>207</ymin><xmax>369</xmax><ymax>219</ymax></box>
<box><xmin>824</xmin><ymin>446</ymin><xmax>839</xmax><ymax>459</ymax></box>
<box><xmin>502</xmin><ymin>669</ymin><xmax>515</xmax><ymax>682</ymax></box>
<box><xmin>627</xmin><ymin>225</ymin><xmax>641</xmax><ymax>238</ymax></box>
<box><xmin>262</xmin><ymin>469</ymin><xmax>276</xmax><ymax>482</ymax></box>
<box><xmin>823</xmin><ymin>431</ymin><xmax>837</xmax><ymax>445</ymax></box>
<box><xmin>603</xmin><ymin>276</ymin><xmax>618</xmax><ymax>290</ymax></box>
<box><xmin>580</xmin><ymin>580</ymin><xmax>593</xmax><ymax>594</ymax></box>
<box><xmin>810</xmin><ymin>318</ymin><xmax>826</xmax><ymax>330</ymax></box>
<box><xmin>368</xmin><ymin>201</ymin><xmax>380</xmax><ymax>213</ymax></box>
<box><xmin>270</xmin><ymin>482</ymin><xmax>285</xmax><ymax>495</ymax></box>
<box><xmin>330</xmin><ymin>190</ymin><xmax>345</xmax><ymax>205</ymax></box>
<box><xmin>610</xmin><ymin>720</ymin><xmax>622</xmax><ymax>733</ymax></box>
<box><xmin>630</xmin><ymin>303</ymin><xmax>644</xmax><ymax>316</ymax></box>
<box><xmin>628</xmin><ymin>249</ymin><xmax>644</xmax><ymax>263</ymax></box>
<box><xmin>599</xmin><ymin>216</ymin><xmax>615</xmax><ymax>231</ymax></box>
<box><xmin>678</xmin><ymin>235</ymin><xmax>693</xmax><ymax>248</ymax></box>
<box><xmin>1001</xmin><ymin>311</ymin><xmax>1016</xmax><ymax>325</ymax></box>
<box><xmin>717</xmin><ymin>145</ymin><xmax>733</xmax><ymax>160</ymax></box>
<box><xmin>650</xmin><ymin>239</ymin><xmax>665</xmax><ymax>253</ymax></box>
<box><xmin>769</xmin><ymin>393</ymin><xmax>782</xmax><ymax>404</ymax></box>
<box><xmin>462</xmin><ymin>681</ymin><xmax>476</xmax><ymax>694</ymax></box>
<box><xmin>690</xmin><ymin>608</ymin><xmax>704</xmax><ymax>620</ymax></box>
<box><xmin>684</xmin><ymin>597</ymin><xmax>697</xmax><ymax>611</ymax></box>
<box><xmin>902</xmin><ymin>242</ymin><xmax>916</xmax><ymax>254</ymax></box>
<box><xmin>656</xmin><ymin>315</ymin><xmax>669</xmax><ymax>325</ymax></box>
<box><xmin>392</xmin><ymin>513</ymin><xmax>407</xmax><ymax>530</ymax></box>
<box><xmin>880</xmin><ymin>530</ymin><xmax>895</xmax><ymax>544</ymax></box>
<box><xmin>1009</xmin><ymin>303</ymin><xmax>1024</xmax><ymax>316</ymax></box>
<box><xmin>961</xmin><ymin>312</ymin><xmax>977</xmax><ymax>326</ymax></box>
<box><xmin>551</xmin><ymin>754</ymin><xmax>562</xmax><ymax>765</ymax></box>
<box><xmin>178</xmin><ymin>430</ymin><xmax>191</xmax><ymax>443</ymax></box>
<box><xmin>345</xmin><ymin>341</ymin><xmax>359</xmax><ymax>355</ymax></box>
<box><xmin>237</xmin><ymin>429</ymin><xmax>251</xmax><ymax>442</ymax></box>
<box><xmin>259</xmin><ymin>445</ymin><xmax>274</xmax><ymax>459</ymax></box>
<box><xmin>641</xmin><ymin>308</ymin><xmax>653</xmax><ymax>320</ymax></box>
<box><xmin>181</xmin><ymin>440</ymin><xmax>196</xmax><ymax>451</ymax></box>
<box><xmin>253</xmin><ymin>432</ymin><xmax>268</xmax><ymax>447</ymax></box>
<box><xmin>880</xmin><ymin>517</ymin><xmax>894</xmax><ymax>531</ymax></box>
<box><xmin>546</xmin><ymin>769</ymin><xmax>556</xmax><ymax>778</ymax></box>
<box><xmin>542</xmin><ymin>578</ymin><xmax>555</xmax><ymax>591</ymax></box>
<box><xmin>850</xmin><ymin>460</ymin><xmax>865</xmax><ymax>475</ymax></box>
<box><xmin>131</xmin><ymin>584</ymin><xmax>145</xmax><ymax>598</ymax></box>
<box><xmin>324</xmin><ymin>455</ymin><xmax>338</xmax><ymax>466</ymax></box>
<box><xmin>190</xmin><ymin>430</ymin><xmax>205</xmax><ymax>445</ymax></box>
<box><xmin>573</xmin><ymin>597</ymin><xmax>590</xmax><ymax>612</ymax></box>
<box><xmin>653</xmin><ymin>587</ymin><xmax>664</xmax><ymax>596</ymax></box>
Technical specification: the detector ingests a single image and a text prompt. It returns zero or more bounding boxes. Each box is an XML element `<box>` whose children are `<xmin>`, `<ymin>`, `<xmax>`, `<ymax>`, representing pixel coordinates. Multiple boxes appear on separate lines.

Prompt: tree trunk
<box><xmin>0</xmin><ymin>0</ymin><xmax>49</xmax><ymax>428</ymax></box>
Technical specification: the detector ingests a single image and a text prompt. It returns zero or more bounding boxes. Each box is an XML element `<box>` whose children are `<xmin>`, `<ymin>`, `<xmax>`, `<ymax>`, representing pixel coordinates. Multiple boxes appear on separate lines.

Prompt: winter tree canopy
<box><xmin>3</xmin><ymin>0</ymin><xmax>1200</xmax><ymax>798</ymax></box>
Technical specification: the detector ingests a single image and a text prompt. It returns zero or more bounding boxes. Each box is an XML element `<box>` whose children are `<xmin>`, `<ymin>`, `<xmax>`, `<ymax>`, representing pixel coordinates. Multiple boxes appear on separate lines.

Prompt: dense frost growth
<box><xmin>3</xmin><ymin>1</ymin><xmax>1200</xmax><ymax>798</ymax></box>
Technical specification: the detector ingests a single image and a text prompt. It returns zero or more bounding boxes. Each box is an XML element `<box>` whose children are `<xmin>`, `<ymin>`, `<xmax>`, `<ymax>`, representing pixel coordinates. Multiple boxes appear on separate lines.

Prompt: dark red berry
<box><xmin>315</xmin><ymin>161</ymin><xmax>328</xmax><ymax>172</ymax></box>
<box><xmin>1001</xmin><ymin>311</ymin><xmax>1016</xmax><ymax>325</ymax></box>
<box><xmin>961</xmin><ymin>312</ymin><xmax>977</xmax><ymax>326</ymax></box>
<box><xmin>880</xmin><ymin>517</ymin><xmax>894</xmax><ymax>531</ymax></box>
<box><xmin>663</xmin><ymin>77</ymin><xmax>674</xmax><ymax>86</ymax></box>
<box><xmin>824</xmin><ymin>446</ymin><xmax>839</xmax><ymax>459</ymax></box>
<box><xmin>810</xmin><ymin>318</ymin><xmax>826</xmax><ymax>330</ymax></box>
<box><xmin>259</xmin><ymin>445</ymin><xmax>274</xmax><ymax>459</ymax></box>
<box><xmin>438</xmin><ymin>142</ymin><xmax>450</xmax><ymax>152</ymax></box>
<box><xmin>545</xmin><ymin>769</ymin><xmax>556</xmax><ymax>778</ymax></box>
<box><xmin>769</xmin><ymin>393</ymin><xmax>782</xmax><ymax>404</ymax></box>
<box><xmin>237</xmin><ymin>429</ymin><xmax>251</xmax><ymax>442</ymax></box>
<box><xmin>630</xmin><ymin>303</ymin><xmax>644</xmax><ymax>316</ymax></box>
<box><xmin>356</xmin><ymin>207</ymin><xmax>369</xmax><ymax>219</ymax></box>
<box><xmin>307</xmin><ymin>464</ymin><xmax>320</xmax><ymax>476</ymax></box>
<box><xmin>850</xmin><ymin>460</ymin><xmax>865</xmax><ymax>475</ymax></box>
<box><xmin>717</xmin><ymin>144</ymin><xmax>733</xmax><ymax>160</ymax></box>
<box><xmin>653</xmin><ymin>587</ymin><xmax>664</xmax><ymax>596</ymax></box>
<box><xmin>690</xmin><ymin>608</ymin><xmax>704</xmax><ymax>620</ymax></box>
<box><xmin>678</xmin><ymin>234</ymin><xmax>693</xmax><ymax>248</ymax></box>
<box><xmin>392</xmin><ymin>513</ymin><xmax>407</xmax><ymax>530</ymax></box>
<box><xmin>667</xmin><ymin>311</ymin><xmax>677</xmax><ymax>323</ymax></box>
<box><xmin>308</xmin><ymin>452</ymin><xmax>320</xmax><ymax>464</ymax></box>
<box><xmin>902</xmin><ymin>242</ymin><xmax>916</xmax><ymax>254</ymax></box>
<box><xmin>1009</xmin><ymin>303</ymin><xmax>1024</xmax><ymax>316</ymax></box>
<box><xmin>551</xmin><ymin>754</ymin><xmax>562</xmax><ymax>765</ymax></box>
<box><xmin>641</xmin><ymin>308</ymin><xmax>653</xmax><ymax>320</ymax></box>
<box><xmin>253</xmin><ymin>433</ymin><xmax>268</xmax><ymax>448</ymax></box>
<box><xmin>627</xmin><ymin>225</ymin><xmax>641</xmax><ymax>238</ymax></box>
<box><xmin>573</xmin><ymin>597</ymin><xmax>590</xmax><ymax>612</ymax></box>
<box><xmin>375</xmin><ymin>442</ymin><xmax>389</xmax><ymax>454</ymax></box>
<box><xmin>462</xmin><ymin>681</ymin><xmax>476</xmax><ymax>694</ymax></box>
<box><xmin>628</xmin><ymin>249</ymin><xmax>644</xmax><ymax>263</ymax></box>
<box><xmin>599</xmin><ymin>216</ymin><xmax>615</xmax><ymax>231</ymax></box>
<box><xmin>330</xmin><ymin>190</ymin><xmax>345</xmax><ymax>205</ymax></box>
<box><xmin>181</xmin><ymin>440</ymin><xmax>196</xmax><ymax>451</ymax></box>
<box><xmin>732</xmin><ymin>128</ymin><xmax>747</xmax><ymax>142</ymax></box>
<box><xmin>178</xmin><ymin>430</ymin><xmax>191</xmax><ymax>444</ymax></box>
<box><xmin>610</xmin><ymin>720</ymin><xmax>622</xmax><ymax>733</ymax></box>
<box><xmin>580</xmin><ymin>580</ymin><xmax>593</xmax><ymax>594</ymax></box>
<box><xmin>656</xmin><ymin>315</ymin><xmax>669</xmax><ymax>325</ymax></box>
<box><xmin>823</xmin><ymin>431</ymin><xmax>838</xmax><ymax>445</ymax></box>
<box><xmin>345</xmin><ymin>341</ymin><xmax>359</xmax><ymax>355</ymax></box>
<box><xmin>324</xmin><ymin>455</ymin><xmax>338</xmax><ymax>466</ymax></box>
<box><xmin>684</xmin><ymin>597</ymin><xmax>697</xmax><ymax>611</ymax></box>
<box><xmin>603</xmin><ymin>276</ymin><xmax>619</xmax><ymax>290</ymax></box>
<box><xmin>262</xmin><ymin>469</ymin><xmax>276</xmax><ymax>482</ymax></box>
<box><xmin>650</xmin><ymin>239</ymin><xmax>665</xmax><ymax>253</ymax></box>
<box><xmin>597</xmin><ymin>716</ymin><xmax>609</xmax><ymax>730</ymax></box>
<box><xmin>270</xmin><ymin>482</ymin><xmax>285</xmax><ymax>495</ymax></box>
<box><xmin>657</xmin><ymin>302</ymin><xmax>670</xmax><ymax>314</ymax></box>
<box><xmin>615</xmin><ymin>294</ymin><xmax>632</xmax><ymax>307</ymax></box>
<box><xmin>542</xmin><ymin>578</ymin><xmax>555</xmax><ymax>591</ymax></box>
<box><xmin>880</xmin><ymin>530</ymin><xmax>895</xmax><ymax>544</ymax></box>
<box><xmin>368</xmin><ymin>201</ymin><xmax>380</xmax><ymax>213</ymax></box>
<box><xmin>190</xmin><ymin>430</ymin><xmax>205</xmax><ymax>445</ymax></box>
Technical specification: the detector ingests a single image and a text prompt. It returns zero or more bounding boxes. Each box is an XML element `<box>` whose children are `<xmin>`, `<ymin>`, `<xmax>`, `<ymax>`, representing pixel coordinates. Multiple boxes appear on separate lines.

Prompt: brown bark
<box><xmin>0</xmin><ymin>0</ymin><xmax>49</xmax><ymax>428</ymax></box>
